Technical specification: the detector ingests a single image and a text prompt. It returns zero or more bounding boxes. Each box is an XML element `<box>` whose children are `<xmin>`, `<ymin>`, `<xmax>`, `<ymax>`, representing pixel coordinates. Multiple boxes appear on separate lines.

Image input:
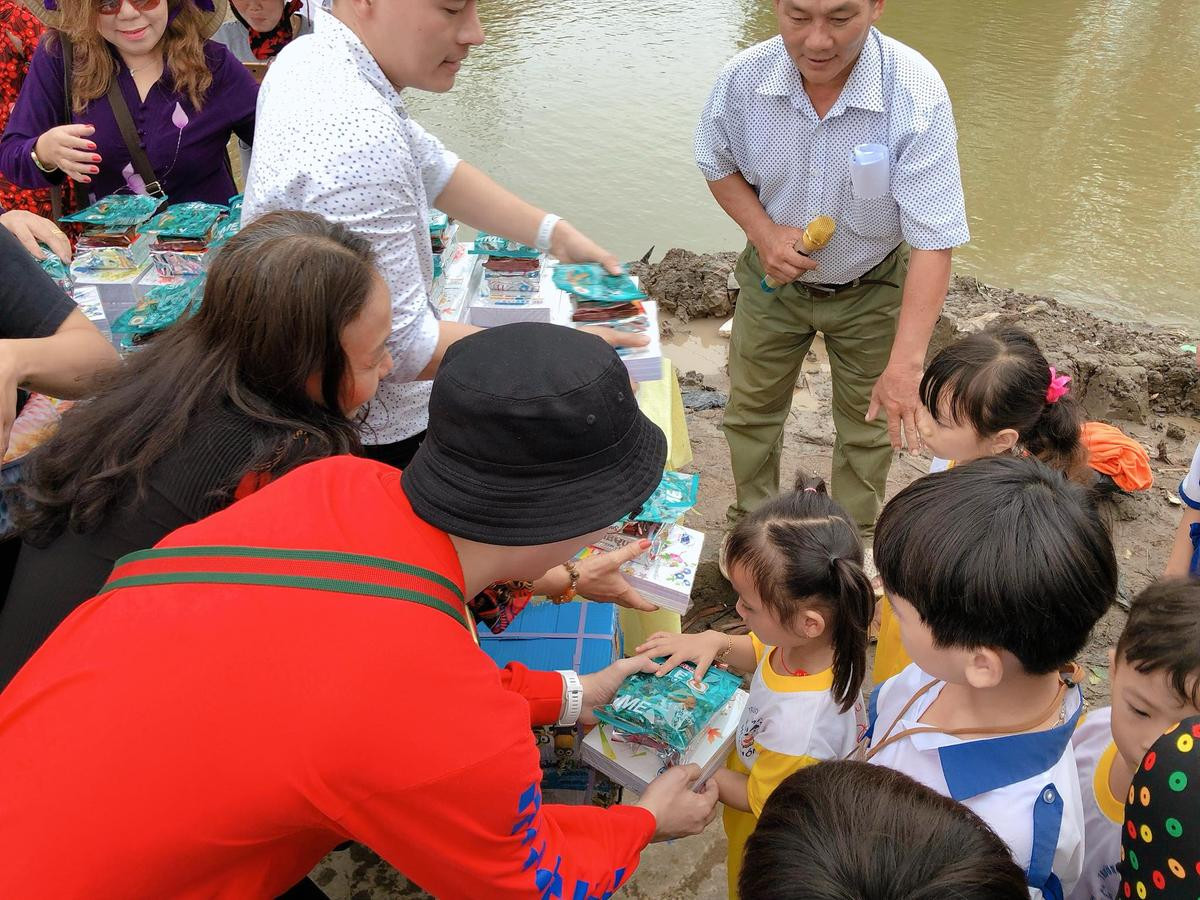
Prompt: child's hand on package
<box><xmin>637</xmin><ymin>630</ymin><xmax>730</xmax><ymax>681</ymax></box>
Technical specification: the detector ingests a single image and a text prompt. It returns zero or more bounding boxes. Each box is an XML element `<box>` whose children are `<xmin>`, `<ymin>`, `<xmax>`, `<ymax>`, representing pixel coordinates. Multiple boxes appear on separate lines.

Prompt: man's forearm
<box><xmin>433</xmin><ymin>162</ymin><xmax>545</xmax><ymax>248</ymax></box>
<box><xmin>889</xmin><ymin>248</ymin><xmax>952</xmax><ymax>368</ymax></box>
<box><xmin>706</xmin><ymin>173</ymin><xmax>773</xmax><ymax>245</ymax></box>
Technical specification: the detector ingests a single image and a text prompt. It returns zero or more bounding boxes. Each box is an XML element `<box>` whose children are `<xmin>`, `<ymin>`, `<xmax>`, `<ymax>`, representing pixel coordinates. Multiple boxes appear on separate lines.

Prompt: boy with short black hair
<box><xmin>1070</xmin><ymin>578</ymin><xmax>1200</xmax><ymax>900</ymax></box>
<box><xmin>868</xmin><ymin>456</ymin><xmax>1118</xmax><ymax>899</ymax></box>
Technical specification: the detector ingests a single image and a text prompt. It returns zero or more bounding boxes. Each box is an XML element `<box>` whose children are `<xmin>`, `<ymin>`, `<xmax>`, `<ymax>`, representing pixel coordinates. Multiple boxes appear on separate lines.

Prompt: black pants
<box><xmin>361</xmin><ymin>431</ymin><xmax>426</xmax><ymax>471</ymax></box>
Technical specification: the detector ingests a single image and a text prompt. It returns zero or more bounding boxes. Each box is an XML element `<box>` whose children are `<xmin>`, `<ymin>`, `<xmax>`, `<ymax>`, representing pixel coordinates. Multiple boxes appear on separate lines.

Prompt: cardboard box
<box><xmin>476</xmin><ymin>599</ymin><xmax>621</xmax><ymax>675</ymax></box>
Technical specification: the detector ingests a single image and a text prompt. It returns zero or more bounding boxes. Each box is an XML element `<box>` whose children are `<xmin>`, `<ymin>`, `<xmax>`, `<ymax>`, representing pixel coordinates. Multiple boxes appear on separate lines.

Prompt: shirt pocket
<box><xmin>846</xmin><ymin>195</ymin><xmax>901</xmax><ymax>240</ymax></box>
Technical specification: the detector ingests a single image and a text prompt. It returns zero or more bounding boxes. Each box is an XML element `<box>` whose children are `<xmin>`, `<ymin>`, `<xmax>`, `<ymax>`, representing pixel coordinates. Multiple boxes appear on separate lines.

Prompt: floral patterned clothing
<box><xmin>0</xmin><ymin>0</ymin><xmax>52</xmax><ymax>215</ymax></box>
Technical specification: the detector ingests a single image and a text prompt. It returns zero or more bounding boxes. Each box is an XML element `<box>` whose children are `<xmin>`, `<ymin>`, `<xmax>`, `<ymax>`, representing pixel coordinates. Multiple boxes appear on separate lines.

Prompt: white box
<box><xmin>581</xmin><ymin>689</ymin><xmax>748</xmax><ymax>793</ymax></box>
<box><xmin>585</xmin><ymin>523</ymin><xmax>703</xmax><ymax>615</ymax></box>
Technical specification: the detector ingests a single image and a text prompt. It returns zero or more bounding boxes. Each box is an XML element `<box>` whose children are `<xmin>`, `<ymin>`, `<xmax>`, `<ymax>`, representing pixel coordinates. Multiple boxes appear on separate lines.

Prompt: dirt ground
<box><xmin>310</xmin><ymin>283</ymin><xmax>1199</xmax><ymax>898</ymax></box>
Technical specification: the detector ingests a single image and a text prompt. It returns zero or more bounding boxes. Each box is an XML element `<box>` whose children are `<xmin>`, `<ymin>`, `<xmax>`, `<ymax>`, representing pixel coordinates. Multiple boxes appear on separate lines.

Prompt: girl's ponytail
<box><xmin>1022</xmin><ymin>391</ymin><xmax>1090</xmax><ymax>485</ymax></box>
<box><xmin>827</xmin><ymin>556</ymin><xmax>872</xmax><ymax>712</ymax></box>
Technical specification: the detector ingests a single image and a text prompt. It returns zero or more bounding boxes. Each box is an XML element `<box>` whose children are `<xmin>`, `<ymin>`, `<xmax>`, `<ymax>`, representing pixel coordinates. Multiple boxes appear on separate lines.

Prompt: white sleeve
<box><xmin>1181</xmin><ymin>441</ymin><xmax>1200</xmax><ymax>509</ymax></box>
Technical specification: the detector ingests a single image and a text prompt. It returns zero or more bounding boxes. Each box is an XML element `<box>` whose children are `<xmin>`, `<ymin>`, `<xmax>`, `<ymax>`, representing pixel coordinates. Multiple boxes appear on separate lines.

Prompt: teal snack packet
<box><xmin>552</xmin><ymin>264</ymin><xmax>646</xmax><ymax>303</ymax></box>
<box><xmin>633</xmin><ymin>471</ymin><xmax>699</xmax><ymax>523</ymax></box>
<box><xmin>429</xmin><ymin>209</ymin><xmax>450</xmax><ymax>236</ymax></box>
<box><xmin>37</xmin><ymin>248</ymin><xmax>72</xmax><ymax>293</ymax></box>
<box><xmin>141</xmin><ymin>202</ymin><xmax>226</xmax><ymax>240</ymax></box>
<box><xmin>110</xmin><ymin>277</ymin><xmax>204</xmax><ymax>337</ymax></box>
<box><xmin>469</xmin><ymin>231</ymin><xmax>541</xmax><ymax>259</ymax></box>
<box><xmin>61</xmin><ymin>193</ymin><xmax>163</xmax><ymax>228</ymax></box>
<box><xmin>593</xmin><ymin>661</ymin><xmax>741</xmax><ymax>753</ymax></box>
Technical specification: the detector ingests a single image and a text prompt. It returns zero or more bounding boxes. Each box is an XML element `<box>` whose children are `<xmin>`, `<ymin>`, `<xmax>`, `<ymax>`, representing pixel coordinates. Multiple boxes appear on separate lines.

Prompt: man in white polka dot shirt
<box><xmin>695</xmin><ymin>0</ymin><xmax>969</xmax><ymax>536</ymax></box>
<box><xmin>244</xmin><ymin>0</ymin><xmax>643</xmax><ymax>469</ymax></box>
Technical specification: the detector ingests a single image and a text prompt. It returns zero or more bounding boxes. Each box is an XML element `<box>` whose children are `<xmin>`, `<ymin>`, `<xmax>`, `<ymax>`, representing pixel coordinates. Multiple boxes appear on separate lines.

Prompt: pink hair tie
<box><xmin>1046</xmin><ymin>367</ymin><xmax>1072</xmax><ymax>404</ymax></box>
<box><xmin>803</xmin><ymin>487</ymin><xmax>819</xmax><ymax>493</ymax></box>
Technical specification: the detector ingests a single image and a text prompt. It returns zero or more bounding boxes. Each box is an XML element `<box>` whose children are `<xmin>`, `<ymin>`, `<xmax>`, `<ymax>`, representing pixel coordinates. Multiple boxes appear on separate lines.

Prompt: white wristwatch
<box><xmin>555</xmin><ymin>669</ymin><xmax>584</xmax><ymax>727</ymax></box>
<box><xmin>535</xmin><ymin>213</ymin><xmax>561</xmax><ymax>252</ymax></box>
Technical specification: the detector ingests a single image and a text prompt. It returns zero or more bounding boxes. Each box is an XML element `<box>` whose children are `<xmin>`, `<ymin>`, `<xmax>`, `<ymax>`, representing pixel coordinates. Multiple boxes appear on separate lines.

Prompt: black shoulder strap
<box><xmin>50</xmin><ymin>31</ymin><xmax>74</xmax><ymax>220</ymax></box>
<box><xmin>105</xmin><ymin>76</ymin><xmax>164</xmax><ymax>198</ymax></box>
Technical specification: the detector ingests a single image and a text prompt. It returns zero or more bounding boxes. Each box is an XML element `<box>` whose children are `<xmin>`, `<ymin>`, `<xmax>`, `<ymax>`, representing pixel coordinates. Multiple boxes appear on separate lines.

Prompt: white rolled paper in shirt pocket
<box><xmin>850</xmin><ymin>143</ymin><xmax>890</xmax><ymax>199</ymax></box>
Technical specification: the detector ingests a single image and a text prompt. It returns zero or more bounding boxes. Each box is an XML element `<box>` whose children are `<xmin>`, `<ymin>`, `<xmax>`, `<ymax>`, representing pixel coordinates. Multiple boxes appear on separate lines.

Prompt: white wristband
<box><xmin>555</xmin><ymin>669</ymin><xmax>584</xmax><ymax>727</ymax></box>
<box><xmin>535</xmin><ymin>213</ymin><xmax>561</xmax><ymax>252</ymax></box>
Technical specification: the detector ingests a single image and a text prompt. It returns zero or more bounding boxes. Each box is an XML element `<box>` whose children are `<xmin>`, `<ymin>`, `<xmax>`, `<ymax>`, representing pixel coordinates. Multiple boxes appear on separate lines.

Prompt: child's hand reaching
<box><xmin>636</xmin><ymin>630</ymin><xmax>730</xmax><ymax>681</ymax></box>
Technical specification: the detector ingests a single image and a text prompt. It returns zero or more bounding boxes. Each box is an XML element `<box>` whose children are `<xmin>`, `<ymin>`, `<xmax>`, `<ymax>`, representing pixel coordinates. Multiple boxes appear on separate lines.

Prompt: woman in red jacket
<box><xmin>0</xmin><ymin>323</ymin><xmax>718</xmax><ymax>898</ymax></box>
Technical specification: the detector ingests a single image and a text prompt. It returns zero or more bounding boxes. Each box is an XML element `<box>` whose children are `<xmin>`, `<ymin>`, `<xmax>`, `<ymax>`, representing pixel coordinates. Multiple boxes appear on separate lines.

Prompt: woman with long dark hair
<box><xmin>0</xmin><ymin>209</ymin><xmax>394</xmax><ymax>686</ymax></box>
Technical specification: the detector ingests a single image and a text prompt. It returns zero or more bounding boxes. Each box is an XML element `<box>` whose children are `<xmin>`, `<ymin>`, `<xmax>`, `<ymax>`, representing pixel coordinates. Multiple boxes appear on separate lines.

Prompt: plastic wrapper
<box><xmin>633</xmin><ymin>470</ymin><xmax>700</xmax><ymax>523</ymax></box>
<box><xmin>37</xmin><ymin>248</ymin><xmax>73</xmax><ymax>294</ymax></box>
<box><xmin>151</xmin><ymin>248</ymin><xmax>207</xmax><ymax>277</ymax></box>
<box><xmin>553</xmin><ymin>264</ymin><xmax>646</xmax><ymax>303</ymax></box>
<box><xmin>141</xmin><ymin>202</ymin><xmax>226</xmax><ymax>239</ymax></box>
<box><xmin>469</xmin><ymin>231</ymin><xmax>540</xmax><ymax>259</ymax></box>
<box><xmin>226</xmin><ymin>193</ymin><xmax>243</xmax><ymax>224</ymax></box>
<box><xmin>61</xmin><ymin>193</ymin><xmax>163</xmax><ymax>228</ymax></box>
<box><xmin>429</xmin><ymin>209</ymin><xmax>450</xmax><ymax>236</ymax></box>
<box><xmin>72</xmin><ymin>229</ymin><xmax>152</xmax><ymax>270</ymax></box>
<box><xmin>109</xmin><ymin>276</ymin><xmax>204</xmax><ymax>337</ymax></box>
<box><xmin>593</xmin><ymin>662</ymin><xmax>742</xmax><ymax>754</ymax></box>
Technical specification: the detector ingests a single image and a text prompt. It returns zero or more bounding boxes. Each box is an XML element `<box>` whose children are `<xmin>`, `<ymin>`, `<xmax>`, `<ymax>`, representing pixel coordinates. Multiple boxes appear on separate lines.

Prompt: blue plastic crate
<box><xmin>477</xmin><ymin>600</ymin><xmax>621</xmax><ymax>675</ymax></box>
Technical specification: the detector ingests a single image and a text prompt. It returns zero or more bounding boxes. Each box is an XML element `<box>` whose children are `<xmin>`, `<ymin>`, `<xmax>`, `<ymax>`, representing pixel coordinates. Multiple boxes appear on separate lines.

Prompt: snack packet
<box><xmin>429</xmin><ymin>209</ymin><xmax>451</xmax><ymax>236</ymax></box>
<box><xmin>593</xmin><ymin>661</ymin><xmax>741</xmax><ymax>753</ymax></box>
<box><xmin>633</xmin><ymin>471</ymin><xmax>699</xmax><ymax>523</ymax></box>
<box><xmin>469</xmin><ymin>231</ymin><xmax>541</xmax><ymax>259</ymax></box>
<box><xmin>109</xmin><ymin>276</ymin><xmax>204</xmax><ymax>336</ymax></box>
<box><xmin>37</xmin><ymin>248</ymin><xmax>73</xmax><ymax>294</ymax></box>
<box><xmin>141</xmin><ymin>202</ymin><xmax>226</xmax><ymax>240</ymax></box>
<box><xmin>552</xmin><ymin>264</ymin><xmax>646</xmax><ymax>303</ymax></box>
<box><xmin>61</xmin><ymin>193</ymin><xmax>163</xmax><ymax>228</ymax></box>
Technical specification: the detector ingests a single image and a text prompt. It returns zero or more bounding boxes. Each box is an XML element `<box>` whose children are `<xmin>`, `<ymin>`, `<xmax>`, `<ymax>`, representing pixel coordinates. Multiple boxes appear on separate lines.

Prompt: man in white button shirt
<box><xmin>246</xmin><ymin>0</ymin><xmax>641</xmax><ymax>468</ymax></box>
<box><xmin>695</xmin><ymin>0</ymin><xmax>969</xmax><ymax>536</ymax></box>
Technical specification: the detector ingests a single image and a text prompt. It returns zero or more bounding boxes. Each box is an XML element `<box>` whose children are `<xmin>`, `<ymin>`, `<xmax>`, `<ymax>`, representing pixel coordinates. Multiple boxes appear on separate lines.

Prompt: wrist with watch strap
<box><xmin>555</xmin><ymin>669</ymin><xmax>584</xmax><ymax>727</ymax></box>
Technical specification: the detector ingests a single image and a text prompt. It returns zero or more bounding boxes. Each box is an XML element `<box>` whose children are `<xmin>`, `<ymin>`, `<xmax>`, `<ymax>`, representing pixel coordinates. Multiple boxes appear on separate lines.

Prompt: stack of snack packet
<box><xmin>581</xmin><ymin>662</ymin><xmax>748</xmax><ymax>793</ymax></box>
<box><xmin>467</xmin><ymin>232</ymin><xmax>552</xmax><ymax>326</ymax></box>
<box><xmin>577</xmin><ymin>471</ymin><xmax>703</xmax><ymax>615</ymax></box>
<box><xmin>108</xmin><ymin>275</ymin><xmax>205</xmax><ymax>351</ymax></box>
<box><xmin>61</xmin><ymin>193</ymin><xmax>163</xmax><ymax>327</ymax></box>
<box><xmin>431</xmin><ymin>242</ymin><xmax>481</xmax><ymax>323</ymax></box>
<box><xmin>552</xmin><ymin>263</ymin><xmax>663</xmax><ymax>382</ymax></box>
<box><xmin>428</xmin><ymin>209</ymin><xmax>458</xmax><ymax>281</ymax></box>
<box><xmin>140</xmin><ymin>201</ymin><xmax>228</xmax><ymax>277</ymax></box>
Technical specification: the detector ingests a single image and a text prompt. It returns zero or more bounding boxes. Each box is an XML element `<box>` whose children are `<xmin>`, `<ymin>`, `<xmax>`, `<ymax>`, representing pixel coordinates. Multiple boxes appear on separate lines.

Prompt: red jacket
<box><xmin>0</xmin><ymin>457</ymin><xmax>654</xmax><ymax>898</ymax></box>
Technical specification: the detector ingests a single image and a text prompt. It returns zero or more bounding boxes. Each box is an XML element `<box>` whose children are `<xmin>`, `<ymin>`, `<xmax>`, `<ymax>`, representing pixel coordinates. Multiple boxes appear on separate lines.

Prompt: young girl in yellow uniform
<box><xmin>638</xmin><ymin>475</ymin><xmax>874</xmax><ymax>898</ymax></box>
<box><xmin>873</xmin><ymin>325</ymin><xmax>1089</xmax><ymax>682</ymax></box>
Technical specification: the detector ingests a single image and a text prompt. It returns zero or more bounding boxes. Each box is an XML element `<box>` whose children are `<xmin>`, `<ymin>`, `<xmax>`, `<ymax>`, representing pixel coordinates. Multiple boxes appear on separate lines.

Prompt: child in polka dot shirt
<box><xmin>1070</xmin><ymin>579</ymin><xmax>1200</xmax><ymax>900</ymax></box>
<box><xmin>1118</xmin><ymin>713</ymin><xmax>1200</xmax><ymax>898</ymax></box>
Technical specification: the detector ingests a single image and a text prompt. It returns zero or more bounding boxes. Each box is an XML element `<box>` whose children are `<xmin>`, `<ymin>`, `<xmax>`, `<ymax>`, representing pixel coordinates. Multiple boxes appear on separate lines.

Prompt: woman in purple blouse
<box><xmin>0</xmin><ymin>0</ymin><xmax>256</xmax><ymax>206</ymax></box>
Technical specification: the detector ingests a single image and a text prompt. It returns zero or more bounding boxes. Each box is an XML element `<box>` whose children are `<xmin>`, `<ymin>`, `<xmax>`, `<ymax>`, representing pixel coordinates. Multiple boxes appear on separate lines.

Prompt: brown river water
<box><xmin>405</xmin><ymin>0</ymin><xmax>1199</xmax><ymax>328</ymax></box>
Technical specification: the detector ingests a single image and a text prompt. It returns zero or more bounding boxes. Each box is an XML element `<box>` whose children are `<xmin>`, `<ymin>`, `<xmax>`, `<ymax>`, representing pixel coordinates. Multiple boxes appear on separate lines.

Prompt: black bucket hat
<box><xmin>402</xmin><ymin>323</ymin><xmax>667</xmax><ymax>546</ymax></box>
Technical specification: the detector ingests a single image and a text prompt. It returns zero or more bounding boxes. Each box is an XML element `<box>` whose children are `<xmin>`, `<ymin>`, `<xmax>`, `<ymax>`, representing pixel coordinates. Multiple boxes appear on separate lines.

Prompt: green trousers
<box><xmin>723</xmin><ymin>243</ymin><xmax>908</xmax><ymax>535</ymax></box>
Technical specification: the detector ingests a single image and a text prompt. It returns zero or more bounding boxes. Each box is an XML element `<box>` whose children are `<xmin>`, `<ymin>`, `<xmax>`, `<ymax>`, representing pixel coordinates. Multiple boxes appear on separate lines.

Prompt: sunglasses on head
<box><xmin>96</xmin><ymin>0</ymin><xmax>162</xmax><ymax>15</ymax></box>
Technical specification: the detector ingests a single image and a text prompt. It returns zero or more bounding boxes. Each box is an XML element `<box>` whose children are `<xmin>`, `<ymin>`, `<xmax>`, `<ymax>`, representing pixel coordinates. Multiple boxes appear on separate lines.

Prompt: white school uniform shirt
<box><xmin>867</xmin><ymin>663</ymin><xmax>1086</xmax><ymax>900</ymax></box>
<box><xmin>1068</xmin><ymin>707</ymin><xmax>1124</xmax><ymax>900</ymax></box>
<box><xmin>244</xmin><ymin>7</ymin><xmax>458</xmax><ymax>444</ymax></box>
<box><xmin>1182</xmin><ymin>441</ymin><xmax>1200</xmax><ymax>509</ymax></box>
<box><xmin>694</xmin><ymin>28</ymin><xmax>970</xmax><ymax>285</ymax></box>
